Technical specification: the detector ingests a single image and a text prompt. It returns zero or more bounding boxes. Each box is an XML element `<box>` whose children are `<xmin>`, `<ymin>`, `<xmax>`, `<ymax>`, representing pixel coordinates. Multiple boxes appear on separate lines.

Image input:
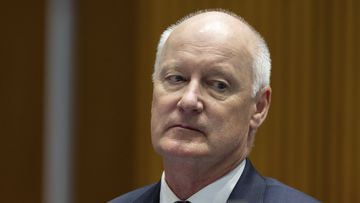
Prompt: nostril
<box><xmin>177</xmin><ymin>96</ymin><xmax>203</xmax><ymax>113</ymax></box>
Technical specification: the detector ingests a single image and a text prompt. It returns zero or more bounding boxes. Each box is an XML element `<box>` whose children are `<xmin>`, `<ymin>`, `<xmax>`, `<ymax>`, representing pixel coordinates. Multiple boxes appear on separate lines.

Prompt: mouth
<box><xmin>169</xmin><ymin>124</ymin><xmax>205</xmax><ymax>135</ymax></box>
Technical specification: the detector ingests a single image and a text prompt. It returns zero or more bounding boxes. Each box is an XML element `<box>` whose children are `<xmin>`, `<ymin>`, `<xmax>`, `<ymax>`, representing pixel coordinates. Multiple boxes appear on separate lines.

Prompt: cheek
<box><xmin>150</xmin><ymin>90</ymin><xmax>177</xmax><ymax>134</ymax></box>
<box><xmin>151</xmin><ymin>91</ymin><xmax>162</xmax><ymax>136</ymax></box>
<box><xmin>151</xmin><ymin>95</ymin><xmax>170</xmax><ymax>118</ymax></box>
<box><xmin>152</xmin><ymin>85</ymin><xmax>180</xmax><ymax>115</ymax></box>
<box><xmin>151</xmin><ymin>97</ymin><xmax>163</xmax><ymax>132</ymax></box>
<box><xmin>210</xmin><ymin>104</ymin><xmax>252</xmax><ymax>143</ymax></box>
<box><xmin>151</xmin><ymin>88</ymin><xmax>166</xmax><ymax>116</ymax></box>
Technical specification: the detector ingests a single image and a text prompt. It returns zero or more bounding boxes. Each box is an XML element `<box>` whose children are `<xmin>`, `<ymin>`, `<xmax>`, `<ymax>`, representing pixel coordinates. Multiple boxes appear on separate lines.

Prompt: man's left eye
<box><xmin>211</xmin><ymin>81</ymin><xmax>229</xmax><ymax>92</ymax></box>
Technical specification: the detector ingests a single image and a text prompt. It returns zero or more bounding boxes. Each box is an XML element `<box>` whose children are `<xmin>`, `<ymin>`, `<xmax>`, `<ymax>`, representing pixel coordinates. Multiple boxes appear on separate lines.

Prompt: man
<box><xmin>110</xmin><ymin>10</ymin><xmax>320</xmax><ymax>203</ymax></box>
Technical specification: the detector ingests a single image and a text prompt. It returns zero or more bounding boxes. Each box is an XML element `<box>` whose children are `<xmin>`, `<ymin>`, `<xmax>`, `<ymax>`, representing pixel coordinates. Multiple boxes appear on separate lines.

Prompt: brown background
<box><xmin>1</xmin><ymin>0</ymin><xmax>359</xmax><ymax>202</ymax></box>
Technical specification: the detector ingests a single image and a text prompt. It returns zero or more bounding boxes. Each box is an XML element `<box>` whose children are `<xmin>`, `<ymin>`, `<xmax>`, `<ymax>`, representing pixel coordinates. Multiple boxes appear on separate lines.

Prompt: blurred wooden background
<box><xmin>1</xmin><ymin>0</ymin><xmax>359</xmax><ymax>202</ymax></box>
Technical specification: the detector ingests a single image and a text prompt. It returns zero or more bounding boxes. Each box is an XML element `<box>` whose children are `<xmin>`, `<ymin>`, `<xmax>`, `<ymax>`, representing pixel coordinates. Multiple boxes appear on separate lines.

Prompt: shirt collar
<box><xmin>160</xmin><ymin>159</ymin><xmax>246</xmax><ymax>203</ymax></box>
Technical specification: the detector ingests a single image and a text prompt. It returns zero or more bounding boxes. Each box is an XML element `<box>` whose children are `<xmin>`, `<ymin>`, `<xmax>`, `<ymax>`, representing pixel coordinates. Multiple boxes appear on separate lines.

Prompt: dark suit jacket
<box><xmin>109</xmin><ymin>160</ymin><xmax>320</xmax><ymax>203</ymax></box>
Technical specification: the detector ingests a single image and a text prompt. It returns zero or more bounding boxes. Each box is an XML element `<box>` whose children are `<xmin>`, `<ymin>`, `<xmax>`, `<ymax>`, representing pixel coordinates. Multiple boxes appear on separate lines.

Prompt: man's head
<box><xmin>151</xmin><ymin>10</ymin><xmax>271</xmax><ymax>168</ymax></box>
<box><xmin>154</xmin><ymin>10</ymin><xmax>271</xmax><ymax>97</ymax></box>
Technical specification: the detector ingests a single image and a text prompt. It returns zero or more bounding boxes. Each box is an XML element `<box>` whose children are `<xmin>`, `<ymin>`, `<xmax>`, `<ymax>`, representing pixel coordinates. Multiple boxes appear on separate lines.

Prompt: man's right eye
<box><xmin>165</xmin><ymin>75</ymin><xmax>186</xmax><ymax>84</ymax></box>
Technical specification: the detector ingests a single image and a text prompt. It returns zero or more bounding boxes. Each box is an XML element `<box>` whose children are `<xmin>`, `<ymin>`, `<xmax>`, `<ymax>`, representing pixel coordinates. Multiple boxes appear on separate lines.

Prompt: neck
<box><xmin>163</xmin><ymin>157</ymin><xmax>244</xmax><ymax>200</ymax></box>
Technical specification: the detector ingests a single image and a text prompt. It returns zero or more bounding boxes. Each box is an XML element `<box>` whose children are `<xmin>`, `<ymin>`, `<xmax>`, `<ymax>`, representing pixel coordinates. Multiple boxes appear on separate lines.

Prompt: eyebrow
<box><xmin>203</xmin><ymin>65</ymin><xmax>237</xmax><ymax>79</ymax></box>
<box><xmin>160</xmin><ymin>60</ymin><xmax>241</xmax><ymax>80</ymax></box>
<box><xmin>159</xmin><ymin>62</ymin><xmax>181</xmax><ymax>75</ymax></box>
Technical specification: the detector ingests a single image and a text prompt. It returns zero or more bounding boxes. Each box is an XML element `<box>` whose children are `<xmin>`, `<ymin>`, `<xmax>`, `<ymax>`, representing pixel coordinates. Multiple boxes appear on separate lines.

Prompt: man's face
<box><xmin>151</xmin><ymin>20</ymin><xmax>258</xmax><ymax>166</ymax></box>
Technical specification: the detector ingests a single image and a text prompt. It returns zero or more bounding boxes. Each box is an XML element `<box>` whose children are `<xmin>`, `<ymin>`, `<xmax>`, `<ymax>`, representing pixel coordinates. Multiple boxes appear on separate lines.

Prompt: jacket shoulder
<box><xmin>108</xmin><ymin>183</ymin><xmax>157</xmax><ymax>203</ymax></box>
<box><xmin>264</xmin><ymin>178</ymin><xmax>321</xmax><ymax>203</ymax></box>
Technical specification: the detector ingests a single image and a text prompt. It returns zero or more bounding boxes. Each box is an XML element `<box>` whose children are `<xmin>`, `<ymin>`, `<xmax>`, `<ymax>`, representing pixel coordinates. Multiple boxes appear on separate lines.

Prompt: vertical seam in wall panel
<box><xmin>43</xmin><ymin>0</ymin><xmax>75</xmax><ymax>202</ymax></box>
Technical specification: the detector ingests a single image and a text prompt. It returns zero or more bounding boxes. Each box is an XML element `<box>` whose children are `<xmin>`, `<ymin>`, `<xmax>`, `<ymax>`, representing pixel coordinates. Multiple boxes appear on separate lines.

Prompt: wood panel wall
<box><xmin>0</xmin><ymin>1</ymin><xmax>45</xmax><ymax>202</ymax></box>
<box><xmin>73</xmin><ymin>1</ymin><xmax>137</xmax><ymax>202</ymax></box>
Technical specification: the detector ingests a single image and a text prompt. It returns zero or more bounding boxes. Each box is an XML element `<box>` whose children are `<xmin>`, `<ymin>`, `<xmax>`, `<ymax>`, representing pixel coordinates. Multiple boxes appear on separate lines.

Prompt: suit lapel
<box><xmin>227</xmin><ymin>159</ymin><xmax>266</xmax><ymax>203</ymax></box>
<box><xmin>134</xmin><ymin>182</ymin><xmax>161</xmax><ymax>203</ymax></box>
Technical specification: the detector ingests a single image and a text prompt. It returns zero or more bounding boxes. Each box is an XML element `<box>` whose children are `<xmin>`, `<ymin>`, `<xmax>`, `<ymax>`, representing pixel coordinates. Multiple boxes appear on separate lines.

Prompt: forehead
<box><xmin>162</xmin><ymin>30</ymin><xmax>254</xmax><ymax>76</ymax></box>
<box><xmin>160</xmin><ymin>12</ymin><xmax>256</xmax><ymax>68</ymax></box>
<box><xmin>171</xmin><ymin>12</ymin><xmax>256</xmax><ymax>46</ymax></box>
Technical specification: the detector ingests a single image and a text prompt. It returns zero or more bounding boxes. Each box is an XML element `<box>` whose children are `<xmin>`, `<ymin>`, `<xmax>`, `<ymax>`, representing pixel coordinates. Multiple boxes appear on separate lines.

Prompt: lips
<box><xmin>169</xmin><ymin>124</ymin><xmax>205</xmax><ymax>135</ymax></box>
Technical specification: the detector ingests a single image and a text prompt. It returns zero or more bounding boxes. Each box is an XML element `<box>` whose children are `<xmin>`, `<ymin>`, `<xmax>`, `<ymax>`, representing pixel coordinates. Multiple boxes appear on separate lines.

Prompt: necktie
<box><xmin>174</xmin><ymin>201</ymin><xmax>191</xmax><ymax>203</ymax></box>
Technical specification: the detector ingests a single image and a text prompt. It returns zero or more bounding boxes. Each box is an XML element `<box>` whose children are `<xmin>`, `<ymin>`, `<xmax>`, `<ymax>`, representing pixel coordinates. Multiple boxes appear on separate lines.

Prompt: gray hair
<box><xmin>153</xmin><ymin>9</ymin><xmax>271</xmax><ymax>97</ymax></box>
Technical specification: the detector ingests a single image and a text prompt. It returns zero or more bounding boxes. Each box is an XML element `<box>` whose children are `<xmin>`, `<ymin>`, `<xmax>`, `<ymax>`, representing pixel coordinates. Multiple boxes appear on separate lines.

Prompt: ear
<box><xmin>250</xmin><ymin>86</ymin><xmax>271</xmax><ymax>129</ymax></box>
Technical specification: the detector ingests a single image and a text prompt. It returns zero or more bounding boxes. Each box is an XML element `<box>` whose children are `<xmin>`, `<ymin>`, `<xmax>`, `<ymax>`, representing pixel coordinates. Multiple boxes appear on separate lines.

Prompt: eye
<box><xmin>210</xmin><ymin>80</ymin><xmax>229</xmax><ymax>92</ymax></box>
<box><xmin>165</xmin><ymin>75</ymin><xmax>186</xmax><ymax>84</ymax></box>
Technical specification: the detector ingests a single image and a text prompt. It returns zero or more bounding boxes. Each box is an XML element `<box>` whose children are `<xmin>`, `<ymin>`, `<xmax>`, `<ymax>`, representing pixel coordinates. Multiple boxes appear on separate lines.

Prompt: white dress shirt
<box><xmin>160</xmin><ymin>159</ymin><xmax>246</xmax><ymax>203</ymax></box>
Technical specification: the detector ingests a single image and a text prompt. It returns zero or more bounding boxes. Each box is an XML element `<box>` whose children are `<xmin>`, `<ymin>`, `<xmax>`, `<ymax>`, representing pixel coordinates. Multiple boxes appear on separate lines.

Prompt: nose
<box><xmin>177</xmin><ymin>81</ymin><xmax>204</xmax><ymax>114</ymax></box>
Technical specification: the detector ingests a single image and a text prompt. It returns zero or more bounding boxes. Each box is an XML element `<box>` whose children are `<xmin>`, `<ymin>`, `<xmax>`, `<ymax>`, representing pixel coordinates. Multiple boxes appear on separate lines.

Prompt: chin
<box><xmin>156</xmin><ymin>138</ymin><xmax>210</xmax><ymax>158</ymax></box>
